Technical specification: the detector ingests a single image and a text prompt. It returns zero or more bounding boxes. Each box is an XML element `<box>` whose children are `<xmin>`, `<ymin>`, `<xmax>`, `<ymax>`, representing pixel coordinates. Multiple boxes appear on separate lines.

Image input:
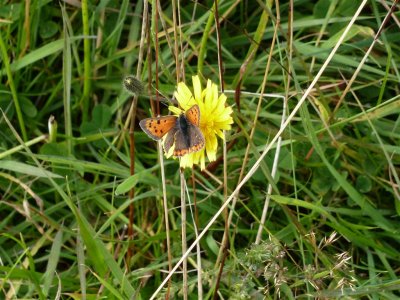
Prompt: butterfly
<box><xmin>139</xmin><ymin>105</ymin><xmax>205</xmax><ymax>157</ymax></box>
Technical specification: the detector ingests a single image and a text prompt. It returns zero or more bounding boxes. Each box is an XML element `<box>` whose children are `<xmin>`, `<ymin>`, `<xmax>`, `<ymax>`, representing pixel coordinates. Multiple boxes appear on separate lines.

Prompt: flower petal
<box><xmin>169</xmin><ymin>106</ymin><xmax>182</xmax><ymax>115</ymax></box>
<box><xmin>192</xmin><ymin>75</ymin><xmax>202</xmax><ymax>102</ymax></box>
<box><xmin>175</xmin><ymin>82</ymin><xmax>194</xmax><ymax>110</ymax></box>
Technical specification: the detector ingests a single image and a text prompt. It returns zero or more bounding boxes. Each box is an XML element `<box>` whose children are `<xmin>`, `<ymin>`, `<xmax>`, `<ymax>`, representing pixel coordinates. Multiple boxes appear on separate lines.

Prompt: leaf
<box><xmin>0</xmin><ymin>160</ymin><xmax>62</xmax><ymax>178</ymax></box>
<box><xmin>92</xmin><ymin>104</ymin><xmax>112</xmax><ymax>128</ymax></box>
<box><xmin>0</xmin><ymin>36</ymin><xmax>86</xmax><ymax>76</ymax></box>
<box><xmin>313</xmin><ymin>0</ymin><xmax>331</xmax><ymax>19</ymax></box>
<box><xmin>295</xmin><ymin>41</ymin><xmax>391</xmax><ymax>79</ymax></box>
<box><xmin>311</xmin><ymin>169</ymin><xmax>332</xmax><ymax>195</ymax></box>
<box><xmin>39</xmin><ymin>142</ymin><xmax>80</xmax><ymax>177</ymax></box>
<box><xmin>42</xmin><ymin>228</ymin><xmax>63</xmax><ymax>297</ymax></box>
<box><xmin>0</xmin><ymin>39</ymin><xmax>63</xmax><ymax>76</ymax></box>
<box><xmin>79</xmin><ymin>121</ymin><xmax>99</xmax><ymax>136</ymax></box>
<box><xmin>206</xmin><ymin>233</ymin><xmax>219</xmax><ymax>256</ymax></box>
<box><xmin>356</xmin><ymin>175</ymin><xmax>372</xmax><ymax>193</ymax></box>
<box><xmin>322</xmin><ymin>25</ymin><xmax>375</xmax><ymax>49</ymax></box>
<box><xmin>40</xmin><ymin>142</ymin><xmax>69</xmax><ymax>157</ymax></box>
<box><xmin>36</xmin><ymin>154</ymin><xmax>130</xmax><ymax>177</ymax></box>
<box><xmin>20</xmin><ymin>97</ymin><xmax>37</xmax><ymax>118</ymax></box>
<box><xmin>79</xmin><ymin>104</ymin><xmax>113</xmax><ymax>149</ymax></box>
<box><xmin>351</xmin><ymin>98</ymin><xmax>400</xmax><ymax>123</ymax></box>
<box><xmin>115</xmin><ymin>171</ymin><xmax>157</xmax><ymax>195</ymax></box>
<box><xmin>39</xmin><ymin>20</ymin><xmax>59</xmax><ymax>39</ymax></box>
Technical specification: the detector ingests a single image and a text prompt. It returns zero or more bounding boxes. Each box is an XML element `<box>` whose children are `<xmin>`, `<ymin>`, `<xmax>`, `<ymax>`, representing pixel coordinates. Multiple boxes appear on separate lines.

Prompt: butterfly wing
<box><xmin>173</xmin><ymin>124</ymin><xmax>205</xmax><ymax>157</ymax></box>
<box><xmin>139</xmin><ymin>115</ymin><xmax>177</xmax><ymax>141</ymax></box>
<box><xmin>185</xmin><ymin>105</ymin><xmax>201</xmax><ymax>126</ymax></box>
<box><xmin>164</xmin><ymin>127</ymin><xmax>178</xmax><ymax>153</ymax></box>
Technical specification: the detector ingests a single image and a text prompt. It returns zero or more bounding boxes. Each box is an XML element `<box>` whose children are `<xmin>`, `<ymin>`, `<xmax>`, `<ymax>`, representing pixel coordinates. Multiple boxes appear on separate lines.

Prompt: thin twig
<box><xmin>154</xmin><ymin>0</ymin><xmax>160</xmax><ymax>115</ymax></box>
<box><xmin>172</xmin><ymin>0</ymin><xmax>179</xmax><ymax>81</ymax></box>
<box><xmin>177</xmin><ymin>0</ymin><xmax>185</xmax><ymax>79</ymax></box>
<box><xmin>379</xmin><ymin>0</ymin><xmax>400</xmax><ymax>28</ymax></box>
<box><xmin>126</xmin><ymin>0</ymin><xmax>148</xmax><ymax>268</ymax></box>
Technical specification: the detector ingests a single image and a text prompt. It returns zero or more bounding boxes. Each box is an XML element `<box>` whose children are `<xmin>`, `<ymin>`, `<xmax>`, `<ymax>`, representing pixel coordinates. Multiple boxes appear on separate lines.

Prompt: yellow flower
<box><xmin>167</xmin><ymin>75</ymin><xmax>233</xmax><ymax>170</ymax></box>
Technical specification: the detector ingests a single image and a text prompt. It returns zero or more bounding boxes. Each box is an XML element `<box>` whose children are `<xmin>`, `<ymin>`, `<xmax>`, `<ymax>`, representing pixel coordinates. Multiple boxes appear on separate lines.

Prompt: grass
<box><xmin>1</xmin><ymin>0</ymin><xmax>400</xmax><ymax>299</ymax></box>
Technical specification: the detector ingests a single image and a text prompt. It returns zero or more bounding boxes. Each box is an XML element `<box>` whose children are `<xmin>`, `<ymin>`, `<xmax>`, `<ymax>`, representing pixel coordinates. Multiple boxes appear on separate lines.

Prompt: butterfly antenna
<box><xmin>151</xmin><ymin>85</ymin><xmax>179</xmax><ymax>107</ymax></box>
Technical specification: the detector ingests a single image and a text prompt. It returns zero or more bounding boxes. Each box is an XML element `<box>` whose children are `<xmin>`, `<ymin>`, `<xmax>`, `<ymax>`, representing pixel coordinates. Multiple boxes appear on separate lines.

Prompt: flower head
<box><xmin>166</xmin><ymin>75</ymin><xmax>233</xmax><ymax>170</ymax></box>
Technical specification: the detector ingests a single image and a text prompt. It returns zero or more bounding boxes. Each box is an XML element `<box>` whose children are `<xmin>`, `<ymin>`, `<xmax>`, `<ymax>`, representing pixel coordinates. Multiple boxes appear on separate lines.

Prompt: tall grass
<box><xmin>1</xmin><ymin>1</ymin><xmax>400</xmax><ymax>299</ymax></box>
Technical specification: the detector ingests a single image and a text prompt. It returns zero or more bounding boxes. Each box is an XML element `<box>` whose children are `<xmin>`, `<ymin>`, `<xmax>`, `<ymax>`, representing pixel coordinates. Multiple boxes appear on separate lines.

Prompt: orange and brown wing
<box><xmin>185</xmin><ymin>105</ymin><xmax>201</xmax><ymax>126</ymax></box>
<box><xmin>139</xmin><ymin>115</ymin><xmax>177</xmax><ymax>141</ymax></box>
<box><xmin>173</xmin><ymin>125</ymin><xmax>205</xmax><ymax>157</ymax></box>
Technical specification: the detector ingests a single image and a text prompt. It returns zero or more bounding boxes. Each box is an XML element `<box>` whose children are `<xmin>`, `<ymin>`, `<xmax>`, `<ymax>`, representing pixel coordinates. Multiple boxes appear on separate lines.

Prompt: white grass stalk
<box><xmin>184</xmin><ymin>176</ymin><xmax>203</xmax><ymax>299</ymax></box>
<box><xmin>180</xmin><ymin>169</ymin><xmax>188</xmax><ymax>300</ymax></box>
<box><xmin>149</xmin><ymin>1</ymin><xmax>369</xmax><ymax>298</ymax></box>
<box><xmin>158</xmin><ymin>141</ymin><xmax>172</xmax><ymax>295</ymax></box>
<box><xmin>255</xmin><ymin>97</ymin><xmax>287</xmax><ymax>244</ymax></box>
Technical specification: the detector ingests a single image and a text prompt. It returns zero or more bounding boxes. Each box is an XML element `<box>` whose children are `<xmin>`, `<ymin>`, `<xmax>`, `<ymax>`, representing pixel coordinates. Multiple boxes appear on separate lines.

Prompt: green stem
<box><xmin>0</xmin><ymin>33</ymin><xmax>27</xmax><ymax>141</ymax></box>
<box><xmin>197</xmin><ymin>0</ymin><xmax>217</xmax><ymax>74</ymax></box>
<box><xmin>81</xmin><ymin>0</ymin><xmax>91</xmax><ymax>122</ymax></box>
<box><xmin>62</xmin><ymin>5</ymin><xmax>73</xmax><ymax>155</ymax></box>
<box><xmin>0</xmin><ymin>134</ymin><xmax>47</xmax><ymax>159</ymax></box>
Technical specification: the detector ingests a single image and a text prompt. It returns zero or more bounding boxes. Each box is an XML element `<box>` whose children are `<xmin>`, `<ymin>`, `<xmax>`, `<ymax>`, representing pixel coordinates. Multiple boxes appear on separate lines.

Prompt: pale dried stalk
<box><xmin>158</xmin><ymin>140</ymin><xmax>172</xmax><ymax>297</ymax></box>
<box><xmin>180</xmin><ymin>169</ymin><xmax>188</xmax><ymax>300</ymax></box>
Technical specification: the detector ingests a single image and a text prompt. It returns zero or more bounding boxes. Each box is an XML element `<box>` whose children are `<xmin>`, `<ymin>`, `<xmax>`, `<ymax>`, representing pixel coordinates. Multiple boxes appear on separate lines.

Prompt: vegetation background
<box><xmin>1</xmin><ymin>0</ymin><xmax>400</xmax><ymax>299</ymax></box>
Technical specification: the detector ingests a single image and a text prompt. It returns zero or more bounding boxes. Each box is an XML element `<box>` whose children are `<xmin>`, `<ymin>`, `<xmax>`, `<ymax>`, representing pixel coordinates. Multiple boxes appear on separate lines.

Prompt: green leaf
<box><xmin>322</xmin><ymin>25</ymin><xmax>374</xmax><ymax>49</ymax></box>
<box><xmin>279</xmin><ymin>148</ymin><xmax>296</xmax><ymax>170</ymax></box>
<box><xmin>20</xmin><ymin>97</ymin><xmax>37</xmax><ymax>118</ymax></box>
<box><xmin>313</xmin><ymin>0</ymin><xmax>331</xmax><ymax>19</ymax></box>
<box><xmin>0</xmin><ymin>40</ymin><xmax>63</xmax><ymax>76</ymax></box>
<box><xmin>42</xmin><ymin>228</ymin><xmax>63</xmax><ymax>297</ymax></box>
<box><xmin>0</xmin><ymin>160</ymin><xmax>62</xmax><ymax>178</ymax></box>
<box><xmin>79</xmin><ymin>104</ymin><xmax>113</xmax><ymax>148</ymax></box>
<box><xmin>39</xmin><ymin>142</ymin><xmax>79</xmax><ymax>177</ymax></box>
<box><xmin>115</xmin><ymin>171</ymin><xmax>157</xmax><ymax>195</ymax></box>
<box><xmin>356</xmin><ymin>175</ymin><xmax>372</xmax><ymax>193</ymax></box>
<box><xmin>0</xmin><ymin>37</ymin><xmax>85</xmax><ymax>76</ymax></box>
<box><xmin>39</xmin><ymin>20</ymin><xmax>59</xmax><ymax>39</ymax></box>
<box><xmin>92</xmin><ymin>104</ymin><xmax>112</xmax><ymax>128</ymax></box>
<box><xmin>311</xmin><ymin>169</ymin><xmax>332</xmax><ymax>195</ymax></box>
<box><xmin>206</xmin><ymin>233</ymin><xmax>219</xmax><ymax>256</ymax></box>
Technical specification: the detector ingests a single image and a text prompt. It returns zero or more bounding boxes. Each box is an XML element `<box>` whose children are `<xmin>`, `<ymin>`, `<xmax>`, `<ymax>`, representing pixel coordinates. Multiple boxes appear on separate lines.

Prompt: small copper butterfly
<box><xmin>139</xmin><ymin>105</ymin><xmax>205</xmax><ymax>157</ymax></box>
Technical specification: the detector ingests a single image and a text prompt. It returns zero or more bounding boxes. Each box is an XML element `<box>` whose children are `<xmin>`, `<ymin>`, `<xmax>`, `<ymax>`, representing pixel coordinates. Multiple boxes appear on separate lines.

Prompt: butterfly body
<box><xmin>139</xmin><ymin>105</ymin><xmax>205</xmax><ymax>157</ymax></box>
